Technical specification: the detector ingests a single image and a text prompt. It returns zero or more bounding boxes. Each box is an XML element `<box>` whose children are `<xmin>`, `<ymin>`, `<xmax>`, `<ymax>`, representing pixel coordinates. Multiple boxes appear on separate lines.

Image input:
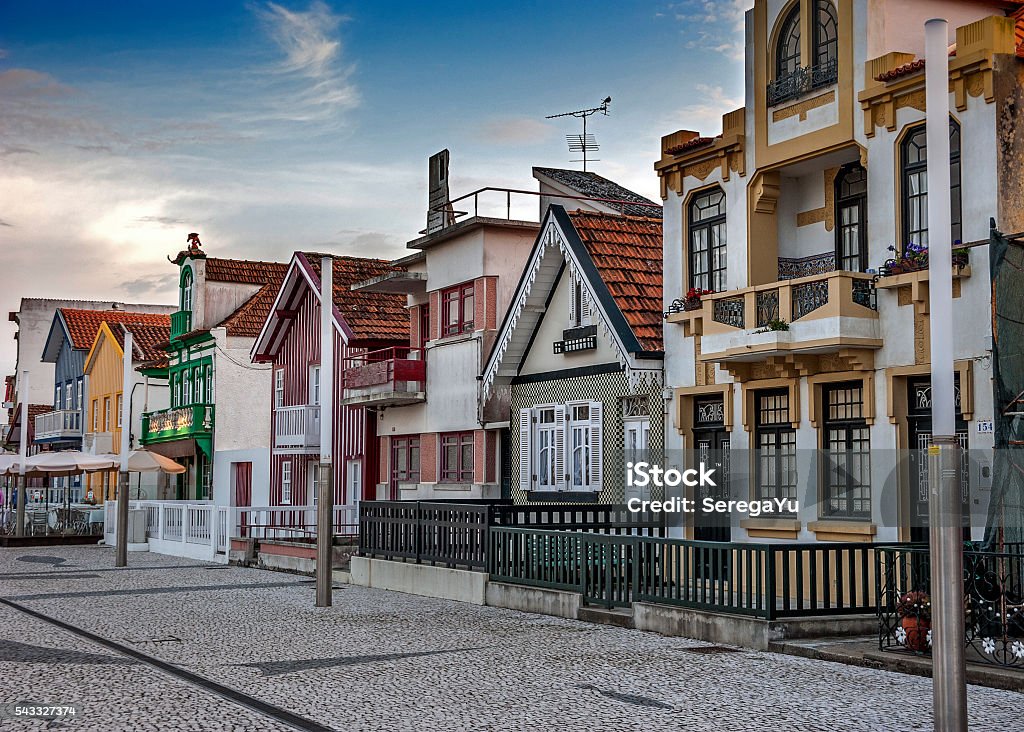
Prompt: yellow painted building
<box><xmin>83</xmin><ymin>317</ymin><xmax>171</xmax><ymax>501</ymax></box>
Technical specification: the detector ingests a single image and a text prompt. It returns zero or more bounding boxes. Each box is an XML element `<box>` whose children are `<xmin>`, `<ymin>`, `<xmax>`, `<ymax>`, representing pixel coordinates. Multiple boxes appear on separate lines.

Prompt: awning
<box><xmin>145</xmin><ymin>439</ymin><xmax>197</xmax><ymax>460</ymax></box>
<box><xmin>144</xmin><ymin>437</ymin><xmax>213</xmax><ymax>460</ymax></box>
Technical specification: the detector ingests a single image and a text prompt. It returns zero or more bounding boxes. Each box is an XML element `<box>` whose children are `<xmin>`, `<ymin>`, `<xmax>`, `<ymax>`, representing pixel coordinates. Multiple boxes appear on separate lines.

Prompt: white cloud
<box><xmin>660</xmin><ymin>83</ymin><xmax>743</xmax><ymax>137</ymax></box>
<box><xmin>671</xmin><ymin>0</ymin><xmax>751</xmax><ymax>61</ymax></box>
<box><xmin>254</xmin><ymin>1</ymin><xmax>358</xmax><ymax>124</ymax></box>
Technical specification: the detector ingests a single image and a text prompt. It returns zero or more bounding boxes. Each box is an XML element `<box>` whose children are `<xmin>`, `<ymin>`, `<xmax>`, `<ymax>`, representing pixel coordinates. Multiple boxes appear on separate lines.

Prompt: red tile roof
<box><xmin>106</xmin><ymin>320</ymin><xmax>172</xmax><ymax>363</ymax></box>
<box><xmin>303</xmin><ymin>254</ymin><xmax>411</xmax><ymax>341</ymax></box>
<box><xmin>875</xmin><ymin>58</ymin><xmax>926</xmax><ymax>82</ymax></box>
<box><xmin>218</xmin><ymin>282</ymin><xmax>282</xmax><ymax>338</ymax></box>
<box><xmin>60</xmin><ymin>308</ymin><xmax>174</xmax><ymax>350</ymax></box>
<box><xmin>566</xmin><ymin>210</ymin><xmax>664</xmax><ymax>352</ymax></box>
<box><xmin>204</xmin><ymin>258</ymin><xmax>289</xmax><ymax>285</ymax></box>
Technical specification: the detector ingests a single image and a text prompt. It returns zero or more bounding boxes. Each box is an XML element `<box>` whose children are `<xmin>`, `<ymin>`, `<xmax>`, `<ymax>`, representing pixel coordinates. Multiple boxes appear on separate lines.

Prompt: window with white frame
<box><xmin>519</xmin><ymin>401</ymin><xmax>602</xmax><ymax>493</ymax></box>
<box><xmin>183</xmin><ymin>369</ymin><xmax>192</xmax><ymax>406</ymax></box>
<box><xmin>281</xmin><ymin>461</ymin><xmax>292</xmax><ymax>504</ymax></box>
<box><xmin>308</xmin><ymin>461</ymin><xmax>319</xmax><ymax>506</ymax></box>
<box><xmin>64</xmin><ymin>383</ymin><xmax>73</xmax><ymax>410</ymax></box>
<box><xmin>116</xmin><ymin>394</ymin><xmax>123</xmax><ymax>429</ymax></box>
<box><xmin>54</xmin><ymin>386</ymin><xmax>60</xmax><ymax>410</ymax></box>
<box><xmin>76</xmin><ymin>378</ymin><xmax>84</xmax><ymax>411</ymax></box>
<box><xmin>310</xmin><ymin>365</ymin><xmax>321</xmax><ymax>405</ymax></box>
<box><xmin>274</xmin><ymin>369</ymin><xmax>284</xmax><ymax>409</ymax></box>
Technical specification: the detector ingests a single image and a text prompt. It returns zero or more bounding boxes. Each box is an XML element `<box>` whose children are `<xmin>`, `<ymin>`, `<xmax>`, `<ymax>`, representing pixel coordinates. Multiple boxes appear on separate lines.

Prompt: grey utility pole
<box><xmin>15</xmin><ymin>369</ymin><xmax>29</xmax><ymax>537</ymax></box>
<box><xmin>316</xmin><ymin>257</ymin><xmax>334</xmax><ymax>607</ymax></box>
<box><xmin>115</xmin><ymin>329</ymin><xmax>133</xmax><ymax>568</ymax></box>
<box><xmin>924</xmin><ymin>17</ymin><xmax>968</xmax><ymax>732</ymax></box>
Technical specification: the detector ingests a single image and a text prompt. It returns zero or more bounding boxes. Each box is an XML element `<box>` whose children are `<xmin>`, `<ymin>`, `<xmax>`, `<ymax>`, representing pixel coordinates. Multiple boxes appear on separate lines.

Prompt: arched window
<box><xmin>776</xmin><ymin>5</ymin><xmax>801</xmax><ymax>80</ymax></box>
<box><xmin>835</xmin><ymin>163</ymin><xmax>867</xmax><ymax>271</ymax></box>
<box><xmin>688</xmin><ymin>188</ymin><xmax>727</xmax><ymax>292</ymax></box>
<box><xmin>181</xmin><ymin>268</ymin><xmax>194</xmax><ymax>311</ymax></box>
<box><xmin>813</xmin><ymin>0</ymin><xmax>838</xmax><ymax>68</ymax></box>
<box><xmin>901</xmin><ymin>119</ymin><xmax>962</xmax><ymax>248</ymax></box>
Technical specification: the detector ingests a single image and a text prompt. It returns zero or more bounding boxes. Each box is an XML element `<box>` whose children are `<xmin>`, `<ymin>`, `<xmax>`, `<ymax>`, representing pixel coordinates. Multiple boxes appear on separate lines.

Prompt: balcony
<box><xmin>767</xmin><ymin>59</ymin><xmax>838</xmax><ymax>106</ymax></box>
<box><xmin>274</xmin><ymin>404</ymin><xmax>320</xmax><ymax>449</ymax></box>
<box><xmin>34</xmin><ymin>409</ymin><xmax>83</xmax><ymax>443</ymax></box>
<box><xmin>141</xmin><ymin>403</ymin><xmax>214</xmax><ymax>444</ymax></box>
<box><xmin>667</xmin><ymin>271</ymin><xmax>882</xmax><ymax>367</ymax></box>
<box><xmin>341</xmin><ymin>347</ymin><xmax>426</xmax><ymax>408</ymax></box>
<box><xmin>170</xmin><ymin>310</ymin><xmax>192</xmax><ymax>342</ymax></box>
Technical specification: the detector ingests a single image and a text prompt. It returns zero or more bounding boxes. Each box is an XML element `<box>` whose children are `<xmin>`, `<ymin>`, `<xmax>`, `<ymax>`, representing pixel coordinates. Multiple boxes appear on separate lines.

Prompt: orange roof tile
<box><xmin>60</xmin><ymin>308</ymin><xmax>174</xmax><ymax>350</ymax></box>
<box><xmin>303</xmin><ymin>254</ymin><xmax>411</xmax><ymax>341</ymax></box>
<box><xmin>105</xmin><ymin>320</ymin><xmax>172</xmax><ymax>363</ymax></box>
<box><xmin>204</xmin><ymin>258</ymin><xmax>289</xmax><ymax>285</ymax></box>
<box><xmin>218</xmin><ymin>282</ymin><xmax>283</xmax><ymax>338</ymax></box>
<box><xmin>566</xmin><ymin>210</ymin><xmax>664</xmax><ymax>352</ymax></box>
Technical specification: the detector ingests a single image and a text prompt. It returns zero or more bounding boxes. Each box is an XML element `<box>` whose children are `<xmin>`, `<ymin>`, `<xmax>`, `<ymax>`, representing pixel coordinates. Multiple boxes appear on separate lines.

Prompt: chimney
<box><xmin>426</xmin><ymin>150</ymin><xmax>455</xmax><ymax>234</ymax></box>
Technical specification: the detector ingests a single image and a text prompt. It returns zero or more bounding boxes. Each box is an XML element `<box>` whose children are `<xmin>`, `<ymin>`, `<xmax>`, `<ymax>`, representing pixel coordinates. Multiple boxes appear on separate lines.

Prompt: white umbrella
<box><xmin>122</xmin><ymin>449</ymin><xmax>186</xmax><ymax>475</ymax></box>
<box><xmin>97</xmin><ymin>449</ymin><xmax>186</xmax><ymax>500</ymax></box>
<box><xmin>16</xmin><ymin>450</ymin><xmax>118</xmax><ymax>477</ymax></box>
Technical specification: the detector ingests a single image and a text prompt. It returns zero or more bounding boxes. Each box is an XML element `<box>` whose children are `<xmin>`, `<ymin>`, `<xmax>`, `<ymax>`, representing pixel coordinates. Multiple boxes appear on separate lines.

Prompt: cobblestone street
<box><xmin>0</xmin><ymin>546</ymin><xmax>1019</xmax><ymax>731</ymax></box>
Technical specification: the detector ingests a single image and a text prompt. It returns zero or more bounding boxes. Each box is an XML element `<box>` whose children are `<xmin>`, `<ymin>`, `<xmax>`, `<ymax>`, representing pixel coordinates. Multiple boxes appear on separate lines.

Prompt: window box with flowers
<box><xmin>880</xmin><ymin>242</ymin><xmax>970</xmax><ymax>277</ymax></box>
<box><xmin>683</xmin><ymin>287</ymin><xmax>713</xmax><ymax>311</ymax></box>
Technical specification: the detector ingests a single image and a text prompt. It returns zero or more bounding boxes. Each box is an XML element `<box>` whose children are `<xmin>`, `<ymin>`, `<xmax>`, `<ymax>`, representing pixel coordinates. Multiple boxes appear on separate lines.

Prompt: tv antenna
<box><xmin>546</xmin><ymin>96</ymin><xmax>611</xmax><ymax>172</ymax></box>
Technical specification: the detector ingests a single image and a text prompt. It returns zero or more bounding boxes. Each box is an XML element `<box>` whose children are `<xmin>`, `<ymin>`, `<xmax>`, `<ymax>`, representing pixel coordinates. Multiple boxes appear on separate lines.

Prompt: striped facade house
<box><xmin>482</xmin><ymin>206</ymin><xmax>666</xmax><ymax>504</ymax></box>
<box><xmin>252</xmin><ymin>253</ymin><xmax>410</xmax><ymax>511</ymax></box>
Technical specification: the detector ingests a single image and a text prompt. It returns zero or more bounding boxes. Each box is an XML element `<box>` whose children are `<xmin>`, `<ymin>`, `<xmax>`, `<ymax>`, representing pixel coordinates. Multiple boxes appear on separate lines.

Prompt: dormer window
<box><xmin>570</xmin><ymin>276</ymin><xmax>591</xmax><ymax>328</ymax></box>
<box><xmin>181</xmin><ymin>267</ymin><xmax>194</xmax><ymax>312</ymax></box>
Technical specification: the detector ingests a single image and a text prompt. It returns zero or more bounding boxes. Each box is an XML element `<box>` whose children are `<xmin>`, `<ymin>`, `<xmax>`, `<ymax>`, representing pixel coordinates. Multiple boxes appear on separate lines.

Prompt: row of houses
<box><xmin>5</xmin><ymin>0</ymin><xmax>1024</xmax><ymax>548</ymax></box>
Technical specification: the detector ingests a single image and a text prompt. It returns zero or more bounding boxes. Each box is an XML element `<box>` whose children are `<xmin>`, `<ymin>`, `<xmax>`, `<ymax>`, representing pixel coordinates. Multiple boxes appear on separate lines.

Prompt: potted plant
<box><xmin>684</xmin><ymin>287</ymin><xmax>713</xmax><ymax>311</ymax></box>
<box><xmin>896</xmin><ymin>590</ymin><xmax>932</xmax><ymax>652</ymax></box>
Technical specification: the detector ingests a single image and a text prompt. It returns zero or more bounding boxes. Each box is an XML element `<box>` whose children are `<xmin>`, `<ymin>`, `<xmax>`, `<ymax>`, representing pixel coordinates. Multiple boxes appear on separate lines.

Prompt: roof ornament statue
<box><xmin>168</xmin><ymin>231</ymin><xmax>207</xmax><ymax>264</ymax></box>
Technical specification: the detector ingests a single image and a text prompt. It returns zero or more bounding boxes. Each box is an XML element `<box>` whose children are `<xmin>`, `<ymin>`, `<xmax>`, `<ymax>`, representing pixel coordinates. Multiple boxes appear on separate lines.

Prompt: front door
<box><xmin>906</xmin><ymin>378</ymin><xmax>970</xmax><ymax>544</ymax></box>
<box><xmin>693</xmin><ymin>397</ymin><xmax>731</xmax><ymax>542</ymax></box>
<box><xmin>624</xmin><ymin>417</ymin><xmax>650</xmax><ymax>502</ymax></box>
<box><xmin>233</xmin><ymin>462</ymin><xmax>252</xmax><ymax>537</ymax></box>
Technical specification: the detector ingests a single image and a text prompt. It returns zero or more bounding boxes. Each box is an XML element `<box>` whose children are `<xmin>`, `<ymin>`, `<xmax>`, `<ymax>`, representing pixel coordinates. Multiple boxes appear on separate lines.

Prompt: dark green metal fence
<box><xmin>490</xmin><ymin>527</ymin><xmax>898</xmax><ymax>617</ymax></box>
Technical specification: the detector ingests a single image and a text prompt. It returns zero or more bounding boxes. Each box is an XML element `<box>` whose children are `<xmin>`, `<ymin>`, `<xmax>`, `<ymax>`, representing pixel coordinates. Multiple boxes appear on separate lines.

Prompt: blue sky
<box><xmin>0</xmin><ymin>1</ymin><xmax>750</xmax><ymax>379</ymax></box>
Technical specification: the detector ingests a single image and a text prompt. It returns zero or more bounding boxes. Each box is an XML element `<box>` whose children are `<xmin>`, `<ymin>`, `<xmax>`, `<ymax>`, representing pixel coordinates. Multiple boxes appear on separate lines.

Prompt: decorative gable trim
<box><xmin>482</xmin><ymin>205</ymin><xmax>648</xmax><ymax>396</ymax></box>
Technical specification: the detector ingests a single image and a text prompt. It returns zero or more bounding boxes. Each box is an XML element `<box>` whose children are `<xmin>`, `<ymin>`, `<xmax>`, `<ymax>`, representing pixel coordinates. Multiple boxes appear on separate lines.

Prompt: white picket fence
<box><xmin>103</xmin><ymin>500</ymin><xmax>359</xmax><ymax>564</ymax></box>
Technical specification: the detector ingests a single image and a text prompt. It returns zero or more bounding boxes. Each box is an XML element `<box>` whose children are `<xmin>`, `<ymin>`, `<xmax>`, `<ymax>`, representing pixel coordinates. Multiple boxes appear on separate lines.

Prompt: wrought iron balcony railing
<box><xmin>767</xmin><ymin>58</ymin><xmax>838</xmax><ymax>107</ymax></box>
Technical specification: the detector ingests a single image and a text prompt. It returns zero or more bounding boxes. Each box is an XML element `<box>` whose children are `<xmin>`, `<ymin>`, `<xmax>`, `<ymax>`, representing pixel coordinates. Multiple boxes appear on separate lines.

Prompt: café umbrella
<box><xmin>96</xmin><ymin>449</ymin><xmax>186</xmax><ymax>499</ymax></box>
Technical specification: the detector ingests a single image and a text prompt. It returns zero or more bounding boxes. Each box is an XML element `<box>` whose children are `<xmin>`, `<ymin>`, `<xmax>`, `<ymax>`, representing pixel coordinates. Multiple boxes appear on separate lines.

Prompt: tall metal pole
<box><xmin>316</xmin><ymin>257</ymin><xmax>334</xmax><ymax>607</ymax></box>
<box><xmin>924</xmin><ymin>18</ymin><xmax>967</xmax><ymax>732</ymax></box>
<box><xmin>115</xmin><ymin>330</ymin><xmax>133</xmax><ymax>568</ymax></box>
<box><xmin>15</xmin><ymin>369</ymin><xmax>29</xmax><ymax>537</ymax></box>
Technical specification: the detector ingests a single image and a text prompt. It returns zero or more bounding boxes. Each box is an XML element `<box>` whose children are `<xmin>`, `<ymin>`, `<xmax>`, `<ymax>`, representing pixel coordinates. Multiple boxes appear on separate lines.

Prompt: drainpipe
<box><xmin>115</xmin><ymin>330</ymin><xmax>133</xmax><ymax>568</ymax></box>
<box><xmin>316</xmin><ymin>257</ymin><xmax>335</xmax><ymax>608</ymax></box>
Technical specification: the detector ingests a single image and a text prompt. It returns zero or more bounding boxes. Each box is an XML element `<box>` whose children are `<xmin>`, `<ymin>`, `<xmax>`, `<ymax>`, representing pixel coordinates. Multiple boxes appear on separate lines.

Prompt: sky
<box><xmin>0</xmin><ymin>0</ymin><xmax>751</xmax><ymax>380</ymax></box>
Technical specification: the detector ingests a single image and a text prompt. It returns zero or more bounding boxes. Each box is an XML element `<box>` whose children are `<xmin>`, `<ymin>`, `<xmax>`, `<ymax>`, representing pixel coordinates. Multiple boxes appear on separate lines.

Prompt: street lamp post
<box><xmin>924</xmin><ymin>18</ymin><xmax>968</xmax><ymax>732</ymax></box>
<box><xmin>115</xmin><ymin>330</ymin><xmax>133</xmax><ymax>568</ymax></box>
<box><xmin>15</xmin><ymin>370</ymin><xmax>29</xmax><ymax>537</ymax></box>
<box><xmin>316</xmin><ymin>257</ymin><xmax>334</xmax><ymax>607</ymax></box>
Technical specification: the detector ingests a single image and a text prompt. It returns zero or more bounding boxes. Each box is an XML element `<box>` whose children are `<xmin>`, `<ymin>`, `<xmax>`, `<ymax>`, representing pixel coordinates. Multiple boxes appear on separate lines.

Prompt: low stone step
<box><xmin>578</xmin><ymin>605</ymin><xmax>635</xmax><ymax>629</ymax></box>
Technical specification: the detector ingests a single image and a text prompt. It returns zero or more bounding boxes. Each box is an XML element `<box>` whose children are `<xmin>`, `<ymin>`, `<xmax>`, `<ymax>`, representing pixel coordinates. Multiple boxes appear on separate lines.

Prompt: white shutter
<box><xmin>588</xmin><ymin>401</ymin><xmax>603</xmax><ymax>492</ymax></box>
<box><xmin>569</xmin><ymin>274</ymin><xmax>579</xmax><ymax>326</ymax></box>
<box><xmin>580</xmin><ymin>285</ymin><xmax>592</xmax><ymax>324</ymax></box>
<box><xmin>519</xmin><ymin>408</ymin><xmax>532</xmax><ymax>493</ymax></box>
<box><xmin>554</xmin><ymin>405</ymin><xmax>567</xmax><ymax>491</ymax></box>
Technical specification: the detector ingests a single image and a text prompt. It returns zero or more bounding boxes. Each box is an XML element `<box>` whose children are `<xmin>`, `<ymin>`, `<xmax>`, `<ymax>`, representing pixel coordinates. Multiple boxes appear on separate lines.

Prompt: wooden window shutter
<box><xmin>554</xmin><ymin>405</ymin><xmax>567</xmax><ymax>491</ymax></box>
<box><xmin>519</xmin><ymin>408</ymin><xmax>532</xmax><ymax>493</ymax></box>
<box><xmin>588</xmin><ymin>401</ymin><xmax>603</xmax><ymax>491</ymax></box>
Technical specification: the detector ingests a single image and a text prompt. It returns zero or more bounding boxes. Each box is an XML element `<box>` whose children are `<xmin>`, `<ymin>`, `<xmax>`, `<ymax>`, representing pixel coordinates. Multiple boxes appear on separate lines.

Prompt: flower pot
<box><xmin>683</xmin><ymin>298</ymin><xmax>703</xmax><ymax>312</ymax></box>
<box><xmin>901</xmin><ymin>616</ymin><xmax>930</xmax><ymax>652</ymax></box>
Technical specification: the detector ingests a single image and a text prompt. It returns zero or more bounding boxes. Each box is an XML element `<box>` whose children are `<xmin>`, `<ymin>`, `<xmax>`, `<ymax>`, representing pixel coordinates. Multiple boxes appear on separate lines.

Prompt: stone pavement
<box><xmin>0</xmin><ymin>546</ymin><xmax>1019</xmax><ymax>732</ymax></box>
